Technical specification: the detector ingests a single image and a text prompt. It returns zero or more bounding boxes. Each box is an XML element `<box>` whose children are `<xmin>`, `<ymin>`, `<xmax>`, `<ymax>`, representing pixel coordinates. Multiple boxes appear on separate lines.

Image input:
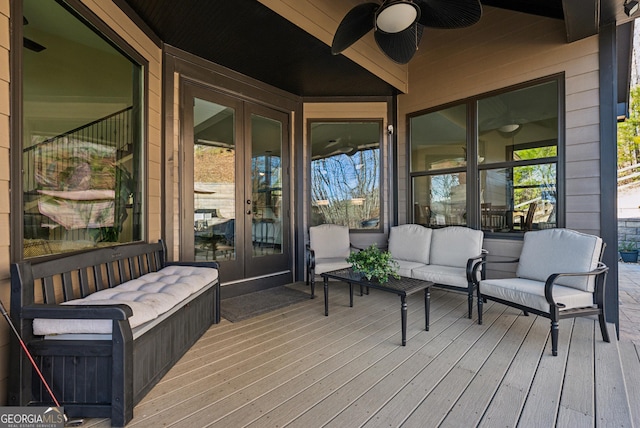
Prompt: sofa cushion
<box><xmin>32</xmin><ymin>265</ymin><xmax>218</xmax><ymax>336</ymax></box>
<box><xmin>516</xmin><ymin>229</ymin><xmax>602</xmax><ymax>292</ymax></box>
<box><xmin>394</xmin><ymin>260</ymin><xmax>426</xmax><ymax>278</ymax></box>
<box><xmin>388</xmin><ymin>224</ymin><xmax>432</xmax><ymax>264</ymax></box>
<box><xmin>429</xmin><ymin>227</ymin><xmax>483</xmax><ymax>269</ymax></box>
<box><xmin>313</xmin><ymin>258</ymin><xmax>352</xmax><ymax>275</ymax></box>
<box><xmin>412</xmin><ymin>264</ymin><xmax>469</xmax><ymax>288</ymax></box>
<box><xmin>480</xmin><ymin>277</ymin><xmax>595</xmax><ymax>313</ymax></box>
<box><xmin>310</xmin><ymin>224</ymin><xmax>351</xmax><ymax>259</ymax></box>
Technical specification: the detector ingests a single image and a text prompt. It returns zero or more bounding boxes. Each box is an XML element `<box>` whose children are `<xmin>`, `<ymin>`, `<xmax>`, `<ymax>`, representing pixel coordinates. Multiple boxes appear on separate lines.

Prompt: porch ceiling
<box><xmin>117</xmin><ymin>0</ymin><xmax>620</xmax><ymax>98</ymax></box>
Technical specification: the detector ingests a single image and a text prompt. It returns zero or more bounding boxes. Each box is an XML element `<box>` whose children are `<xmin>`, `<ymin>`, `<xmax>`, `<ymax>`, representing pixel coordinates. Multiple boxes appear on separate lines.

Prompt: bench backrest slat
<box><xmin>42</xmin><ymin>277</ymin><xmax>56</xmax><ymax>304</ymax></box>
<box><xmin>79</xmin><ymin>267</ymin><xmax>91</xmax><ymax>298</ymax></box>
<box><xmin>15</xmin><ymin>241</ymin><xmax>166</xmax><ymax>306</ymax></box>
<box><xmin>61</xmin><ymin>271</ymin><xmax>74</xmax><ymax>301</ymax></box>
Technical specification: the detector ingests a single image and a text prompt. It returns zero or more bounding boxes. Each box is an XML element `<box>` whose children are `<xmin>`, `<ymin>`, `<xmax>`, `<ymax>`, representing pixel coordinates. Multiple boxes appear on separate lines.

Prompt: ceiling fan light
<box><xmin>376</xmin><ymin>1</ymin><xmax>420</xmax><ymax>34</ymax></box>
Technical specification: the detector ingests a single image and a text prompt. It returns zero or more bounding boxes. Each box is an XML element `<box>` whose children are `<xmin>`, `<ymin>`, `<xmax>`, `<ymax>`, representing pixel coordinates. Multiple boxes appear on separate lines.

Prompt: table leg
<box><xmin>401</xmin><ymin>295</ymin><xmax>407</xmax><ymax>346</ymax></box>
<box><xmin>425</xmin><ymin>287</ymin><xmax>430</xmax><ymax>331</ymax></box>
<box><xmin>349</xmin><ymin>282</ymin><xmax>353</xmax><ymax>307</ymax></box>
<box><xmin>324</xmin><ymin>276</ymin><xmax>329</xmax><ymax>316</ymax></box>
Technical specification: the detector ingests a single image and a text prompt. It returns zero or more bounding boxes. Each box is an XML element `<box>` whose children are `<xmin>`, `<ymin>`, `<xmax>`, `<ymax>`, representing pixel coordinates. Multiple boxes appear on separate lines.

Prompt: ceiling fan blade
<box><xmin>24</xmin><ymin>37</ymin><xmax>46</xmax><ymax>52</ymax></box>
<box><xmin>331</xmin><ymin>2</ymin><xmax>378</xmax><ymax>55</ymax></box>
<box><xmin>374</xmin><ymin>24</ymin><xmax>424</xmax><ymax>64</ymax></box>
<box><xmin>417</xmin><ymin>0</ymin><xmax>482</xmax><ymax>29</ymax></box>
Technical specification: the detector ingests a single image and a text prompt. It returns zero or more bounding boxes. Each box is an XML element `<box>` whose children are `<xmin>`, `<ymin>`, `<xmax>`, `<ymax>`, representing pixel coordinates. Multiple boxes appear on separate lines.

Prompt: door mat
<box><xmin>221</xmin><ymin>286</ymin><xmax>310</xmax><ymax>322</ymax></box>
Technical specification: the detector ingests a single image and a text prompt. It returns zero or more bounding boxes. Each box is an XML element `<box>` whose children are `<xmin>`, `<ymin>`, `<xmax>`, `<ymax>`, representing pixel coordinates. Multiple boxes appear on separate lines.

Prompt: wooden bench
<box><xmin>8</xmin><ymin>241</ymin><xmax>220</xmax><ymax>427</ymax></box>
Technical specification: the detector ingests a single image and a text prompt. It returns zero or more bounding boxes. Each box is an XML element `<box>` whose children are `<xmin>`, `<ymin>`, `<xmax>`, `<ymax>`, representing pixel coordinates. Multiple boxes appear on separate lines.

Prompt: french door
<box><xmin>181</xmin><ymin>82</ymin><xmax>290</xmax><ymax>281</ymax></box>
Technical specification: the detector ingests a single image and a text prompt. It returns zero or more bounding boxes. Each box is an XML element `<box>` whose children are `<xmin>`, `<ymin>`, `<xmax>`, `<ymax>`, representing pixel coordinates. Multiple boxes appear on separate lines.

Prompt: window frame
<box><xmin>407</xmin><ymin>74</ymin><xmax>564</xmax><ymax>238</ymax></box>
<box><xmin>307</xmin><ymin>118</ymin><xmax>384</xmax><ymax>233</ymax></box>
<box><xmin>11</xmin><ymin>0</ymin><xmax>149</xmax><ymax>262</ymax></box>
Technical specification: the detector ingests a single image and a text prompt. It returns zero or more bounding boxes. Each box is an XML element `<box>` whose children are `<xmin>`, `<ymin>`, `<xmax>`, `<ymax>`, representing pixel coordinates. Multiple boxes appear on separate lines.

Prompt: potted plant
<box><xmin>619</xmin><ymin>240</ymin><xmax>638</xmax><ymax>263</ymax></box>
<box><xmin>347</xmin><ymin>244</ymin><xmax>400</xmax><ymax>283</ymax></box>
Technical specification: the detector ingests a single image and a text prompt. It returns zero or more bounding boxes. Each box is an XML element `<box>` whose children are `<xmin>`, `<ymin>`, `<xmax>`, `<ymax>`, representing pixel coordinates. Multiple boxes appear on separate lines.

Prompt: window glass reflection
<box><xmin>412</xmin><ymin>172</ymin><xmax>467</xmax><ymax>227</ymax></box>
<box><xmin>410</xmin><ymin>104</ymin><xmax>467</xmax><ymax>172</ymax></box>
<box><xmin>310</xmin><ymin>122</ymin><xmax>381</xmax><ymax>230</ymax></box>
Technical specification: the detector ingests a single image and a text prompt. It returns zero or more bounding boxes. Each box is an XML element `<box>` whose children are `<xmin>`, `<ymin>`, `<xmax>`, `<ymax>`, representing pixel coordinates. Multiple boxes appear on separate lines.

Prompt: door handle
<box><xmin>246</xmin><ymin>199</ymin><xmax>252</xmax><ymax>215</ymax></box>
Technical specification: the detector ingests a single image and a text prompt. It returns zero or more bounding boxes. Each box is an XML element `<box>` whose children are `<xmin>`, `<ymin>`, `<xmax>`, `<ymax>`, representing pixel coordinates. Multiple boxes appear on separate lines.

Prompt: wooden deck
<box><xmin>83</xmin><ymin>282</ymin><xmax>639</xmax><ymax>427</ymax></box>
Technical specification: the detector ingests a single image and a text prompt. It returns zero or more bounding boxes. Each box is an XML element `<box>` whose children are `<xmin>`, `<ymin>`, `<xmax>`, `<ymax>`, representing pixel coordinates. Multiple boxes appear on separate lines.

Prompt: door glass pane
<box><xmin>193</xmin><ymin>99</ymin><xmax>236</xmax><ymax>261</ymax></box>
<box><xmin>251</xmin><ymin>114</ymin><xmax>283</xmax><ymax>256</ymax></box>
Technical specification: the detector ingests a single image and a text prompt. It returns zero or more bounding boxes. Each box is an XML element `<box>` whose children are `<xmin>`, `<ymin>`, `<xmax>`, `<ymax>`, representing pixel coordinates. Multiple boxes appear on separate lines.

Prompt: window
<box><xmin>410</xmin><ymin>77</ymin><xmax>561</xmax><ymax>234</ymax></box>
<box><xmin>20</xmin><ymin>0</ymin><xmax>144</xmax><ymax>258</ymax></box>
<box><xmin>310</xmin><ymin>121</ymin><xmax>382</xmax><ymax>230</ymax></box>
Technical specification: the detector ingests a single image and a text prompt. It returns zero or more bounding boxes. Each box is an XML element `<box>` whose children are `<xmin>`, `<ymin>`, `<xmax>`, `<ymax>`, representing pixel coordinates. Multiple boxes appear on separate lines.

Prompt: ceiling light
<box><xmin>498</xmin><ymin>123</ymin><xmax>520</xmax><ymax>133</ymax></box>
<box><xmin>376</xmin><ymin>1</ymin><xmax>420</xmax><ymax>34</ymax></box>
<box><xmin>625</xmin><ymin>0</ymin><xmax>639</xmax><ymax>16</ymax></box>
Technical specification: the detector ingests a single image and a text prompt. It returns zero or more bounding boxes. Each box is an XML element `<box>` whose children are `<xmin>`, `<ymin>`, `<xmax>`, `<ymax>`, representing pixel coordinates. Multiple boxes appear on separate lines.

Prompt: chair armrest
<box><xmin>21</xmin><ymin>303</ymin><xmax>133</xmax><ymax>320</ymax></box>
<box><xmin>543</xmin><ymin>262</ymin><xmax>609</xmax><ymax>307</ymax></box>
<box><xmin>306</xmin><ymin>244</ymin><xmax>315</xmax><ymax>269</ymax></box>
<box><xmin>470</xmin><ymin>255</ymin><xmax>519</xmax><ymax>285</ymax></box>
<box><xmin>466</xmin><ymin>249</ymin><xmax>488</xmax><ymax>283</ymax></box>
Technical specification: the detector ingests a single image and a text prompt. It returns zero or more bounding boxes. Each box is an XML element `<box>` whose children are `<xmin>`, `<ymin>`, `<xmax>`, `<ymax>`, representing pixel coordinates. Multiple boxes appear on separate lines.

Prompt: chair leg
<box><xmin>551</xmin><ymin>320</ymin><xmax>559</xmax><ymax>356</ymax></box>
<box><xmin>598</xmin><ymin>312</ymin><xmax>610</xmax><ymax>343</ymax></box>
<box><xmin>467</xmin><ymin>292</ymin><xmax>473</xmax><ymax>319</ymax></box>
<box><xmin>477</xmin><ymin>294</ymin><xmax>483</xmax><ymax>325</ymax></box>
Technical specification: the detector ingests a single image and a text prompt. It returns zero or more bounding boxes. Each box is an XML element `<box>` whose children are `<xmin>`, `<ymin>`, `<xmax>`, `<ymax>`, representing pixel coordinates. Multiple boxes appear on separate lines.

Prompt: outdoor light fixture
<box><xmin>375</xmin><ymin>1</ymin><xmax>420</xmax><ymax>33</ymax></box>
<box><xmin>625</xmin><ymin>0</ymin><xmax>639</xmax><ymax>17</ymax></box>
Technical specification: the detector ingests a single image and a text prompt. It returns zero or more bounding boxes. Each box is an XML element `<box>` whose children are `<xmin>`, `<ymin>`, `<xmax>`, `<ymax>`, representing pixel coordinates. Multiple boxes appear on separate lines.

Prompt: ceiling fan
<box><xmin>332</xmin><ymin>0</ymin><xmax>482</xmax><ymax>64</ymax></box>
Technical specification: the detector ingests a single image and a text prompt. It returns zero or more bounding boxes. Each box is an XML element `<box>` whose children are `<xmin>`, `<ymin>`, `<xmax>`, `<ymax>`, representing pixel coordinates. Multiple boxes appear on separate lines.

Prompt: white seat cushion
<box><xmin>313</xmin><ymin>258</ymin><xmax>352</xmax><ymax>275</ymax></box>
<box><xmin>33</xmin><ymin>265</ymin><xmax>218</xmax><ymax>335</ymax></box>
<box><xmin>516</xmin><ymin>229</ymin><xmax>602</xmax><ymax>292</ymax></box>
<box><xmin>393</xmin><ymin>259</ymin><xmax>426</xmax><ymax>278</ymax></box>
<box><xmin>429</xmin><ymin>226</ymin><xmax>484</xmax><ymax>269</ymax></box>
<box><xmin>480</xmin><ymin>277</ymin><xmax>595</xmax><ymax>313</ymax></box>
<box><xmin>388</xmin><ymin>224</ymin><xmax>432</xmax><ymax>264</ymax></box>
<box><xmin>310</xmin><ymin>224</ymin><xmax>351</xmax><ymax>259</ymax></box>
<box><xmin>412</xmin><ymin>264</ymin><xmax>469</xmax><ymax>288</ymax></box>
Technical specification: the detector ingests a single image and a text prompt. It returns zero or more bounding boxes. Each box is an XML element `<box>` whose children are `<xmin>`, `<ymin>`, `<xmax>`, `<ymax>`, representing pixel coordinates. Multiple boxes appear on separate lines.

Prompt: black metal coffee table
<box><xmin>318</xmin><ymin>268</ymin><xmax>433</xmax><ymax>346</ymax></box>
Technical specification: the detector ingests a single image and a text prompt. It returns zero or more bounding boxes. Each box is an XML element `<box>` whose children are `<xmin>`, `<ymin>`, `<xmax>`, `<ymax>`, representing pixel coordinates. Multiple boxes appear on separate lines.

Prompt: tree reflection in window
<box><xmin>310</xmin><ymin>121</ymin><xmax>381</xmax><ymax>230</ymax></box>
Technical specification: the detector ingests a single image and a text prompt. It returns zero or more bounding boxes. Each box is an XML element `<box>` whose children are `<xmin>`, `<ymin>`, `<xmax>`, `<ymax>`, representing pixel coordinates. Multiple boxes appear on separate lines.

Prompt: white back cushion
<box><xmin>516</xmin><ymin>229</ymin><xmax>603</xmax><ymax>292</ymax></box>
<box><xmin>388</xmin><ymin>224</ymin><xmax>432</xmax><ymax>264</ymax></box>
<box><xmin>310</xmin><ymin>224</ymin><xmax>351</xmax><ymax>259</ymax></box>
<box><xmin>430</xmin><ymin>227</ymin><xmax>484</xmax><ymax>268</ymax></box>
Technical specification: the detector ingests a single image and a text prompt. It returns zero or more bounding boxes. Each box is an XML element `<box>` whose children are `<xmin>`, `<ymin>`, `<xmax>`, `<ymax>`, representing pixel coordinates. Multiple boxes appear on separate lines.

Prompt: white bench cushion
<box><xmin>388</xmin><ymin>224</ymin><xmax>432</xmax><ymax>264</ymax></box>
<box><xmin>430</xmin><ymin>226</ymin><xmax>483</xmax><ymax>269</ymax></box>
<box><xmin>480</xmin><ymin>277</ymin><xmax>595</xmax><ymax>313</ymax></box>
<box><xmin>33</xmin><ymin>265</ymin><xmax>218</xmax><ymax>336</ymax></box>
<box><xmin>516</xmin><ymin>229</ymin><xmax>602</xmax><ymax>292</ymax></box>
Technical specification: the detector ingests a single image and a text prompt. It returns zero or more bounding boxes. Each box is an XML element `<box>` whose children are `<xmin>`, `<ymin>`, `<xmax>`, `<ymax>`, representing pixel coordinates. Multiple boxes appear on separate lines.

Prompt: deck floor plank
<box><xmin>594</xmin><ymin>323</ymin><xmax>634</xmax><ymax>427</ymax></box>
<box><xmin>130</xmin><ymin>287</ymin><xmax>399</xmax><ymax>426</ymax></box>
<box><xmin>438</xmin><ymin>311</ymin><xmax>537</xmax><ymax>428</ymax></box>
<box><xmin>257</xmin><ymin>295</ymin><xmax>468</xmax><ymax>428</ymax></box>
<box><xmin>206</xmin><ymin>291</ymin><xmax>447</xmax><ymax>427</ymax></box>
<box><xmin>556</xmin><ymin>317</ymin><xmax>595</xmax><ymax>428</ymax></box>
<box><xmin>76</xmin><ymin>281</ymin><xmax>635</xmax><ymax>428</ymax></box>
<box><xmin>619</xmin><ymin>341</ymin><xmax>640</xmax><ymax>427</ymax></box>
<box><xmin>477</xmin><ymin>315</ymin><xmax>550</xmax><ymax>427</ymax></box>
<box><xmin>357</xmin><ymin>303</ymin><xmax>508</xmax><ymax>427</ymax></box>
<box><xmin>516</xmin><ymin>318</ymin><xmax>573</xmax><ymax>427</ymax></box>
